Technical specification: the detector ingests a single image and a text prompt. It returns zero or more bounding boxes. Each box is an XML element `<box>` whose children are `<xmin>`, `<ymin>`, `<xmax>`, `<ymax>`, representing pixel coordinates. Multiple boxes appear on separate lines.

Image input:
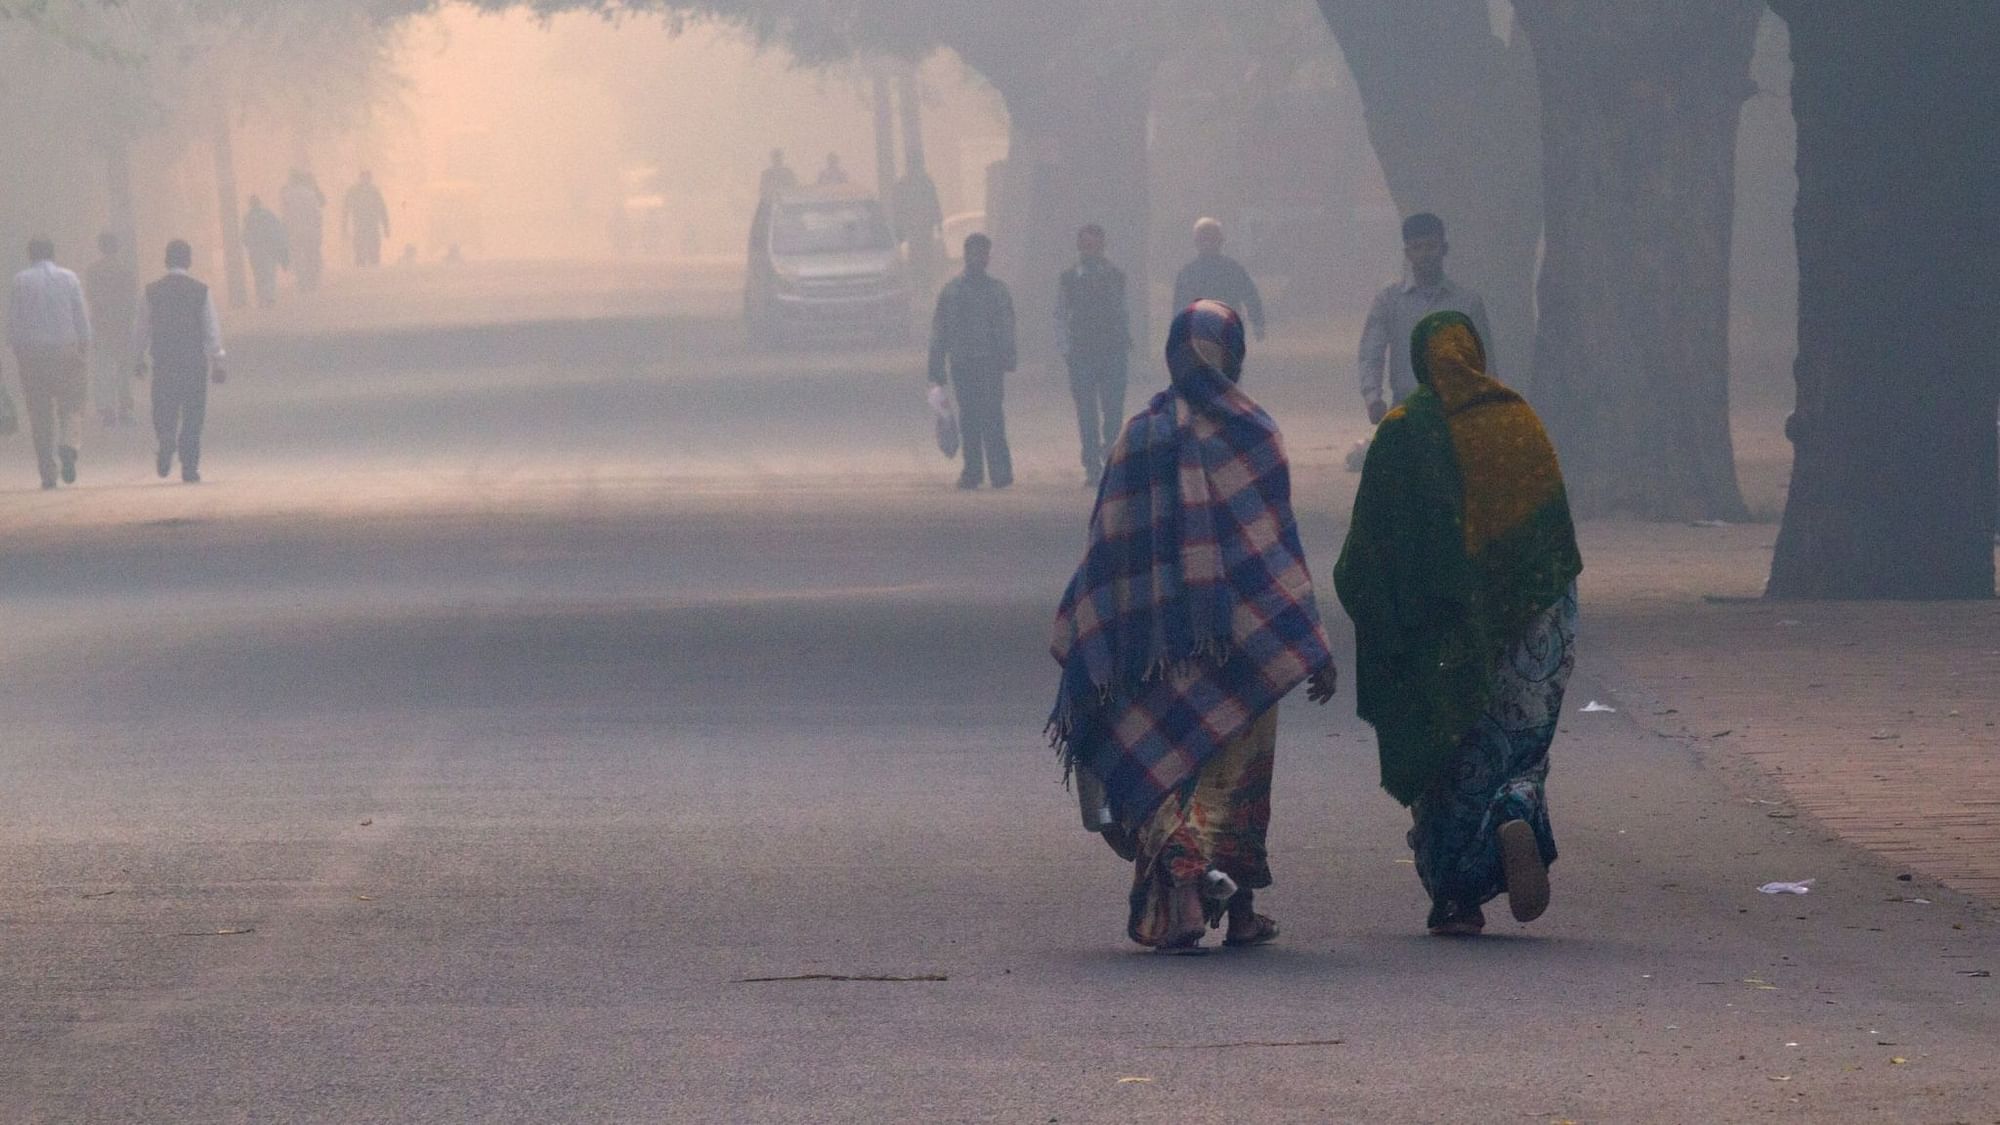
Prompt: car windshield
<box><xmin>771</xmin><ymin>201</ymin><xmax>893</xmax><ymax>255</ymax></box>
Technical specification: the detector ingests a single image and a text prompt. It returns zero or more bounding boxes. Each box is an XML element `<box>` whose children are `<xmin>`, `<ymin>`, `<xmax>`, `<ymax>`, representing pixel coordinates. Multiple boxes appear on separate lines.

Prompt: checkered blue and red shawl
<box><xmin>1048</xmin><ymin>324</ymin><xmax>1332</xmax><ymax>829</ymax></box>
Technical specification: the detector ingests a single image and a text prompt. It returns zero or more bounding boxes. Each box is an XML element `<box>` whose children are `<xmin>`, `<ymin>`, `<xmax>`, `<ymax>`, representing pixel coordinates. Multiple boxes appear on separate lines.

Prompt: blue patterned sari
<box><xmin>1407</xmin><ymin>585</ymin><xmax>1577</xmax><ymax>930</ymax></box>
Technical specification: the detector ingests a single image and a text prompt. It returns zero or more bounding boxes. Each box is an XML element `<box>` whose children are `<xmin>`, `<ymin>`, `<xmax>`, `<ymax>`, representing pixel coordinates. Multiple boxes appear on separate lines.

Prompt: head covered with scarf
<box><xmin>1047</xmin><ymin>300</ymin><xmax>1332</xmax><ymax>829</ymax></box>
<box><xmin>1334</xmin><ymin>310</ymin><xmax>1582</xmax><ymax>805</ymax></box>
<box><xmin>1166</xmin><ymin>297</ymin><xmax>1246</xmax><ymax>388</ymax></box>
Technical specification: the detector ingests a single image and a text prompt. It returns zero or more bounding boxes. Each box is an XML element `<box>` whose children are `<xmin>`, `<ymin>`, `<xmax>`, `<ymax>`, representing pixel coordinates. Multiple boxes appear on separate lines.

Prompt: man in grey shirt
<box><xmin>8</xmin><ymin>237</ymin><xmax>92</xmax><ymax>488</ymax></box>
<box><xmin>1357</xmin><ymin>212</ymin><xmax>1497</xmax><ymax>424</ymax></box>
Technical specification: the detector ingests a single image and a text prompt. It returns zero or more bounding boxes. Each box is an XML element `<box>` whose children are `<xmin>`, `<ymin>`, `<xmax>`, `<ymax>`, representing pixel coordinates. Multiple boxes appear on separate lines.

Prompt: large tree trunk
<box><xmin>1316</xmin><ymin>0</ymin><xmax>1541</xmax><ymax>390</ymax></box>
<box><xmin>1051</xmin><ymin>62</ymin><xmax>1152</xmax><ymax>352</ymax></box>
<box><xmin>212</xmin><ymin>108</ymin><xmax>249</xmax><ymax>311</ymax></box>
<box><xmin>870</xmin><ymin>71</ymin><xmax>897</xmax><ymax>202</ymax></box>
<box><xmin>1764</xmin><ymin>2</ymin><xmax>2000</xmax><ymax>599</ymax></box>
<box><xmin>971</xmin><ymin>51</ymin><xmax>1156</xmax><ymax>362</ymax></box>
<box><xmin>104</xmin><ymin>140</ymin><xmax>138</xmax><ymax>277</ymax></box>
<box><xmin>1513</xmin><ymin>0</ymin><xmax>1760</xmax><ymax>520</ymax></box>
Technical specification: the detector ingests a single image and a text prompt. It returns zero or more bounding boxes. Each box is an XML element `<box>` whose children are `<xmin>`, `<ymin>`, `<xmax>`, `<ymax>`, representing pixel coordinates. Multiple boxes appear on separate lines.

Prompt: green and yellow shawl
<box><xmin>1334</xmin><ymin>311</ymin><xmax>1582</xmax><ymax>805</ymax></box>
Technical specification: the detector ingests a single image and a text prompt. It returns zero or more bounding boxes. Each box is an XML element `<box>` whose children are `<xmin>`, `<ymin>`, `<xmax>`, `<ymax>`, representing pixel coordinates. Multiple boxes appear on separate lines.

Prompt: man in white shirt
<box><xmin>8</xmin><ymin>237</ymin><xmax>92</xmax><ymax>489</ymax></box>
<box><xmin>1357</xmin><ymin>213</ymin><xmax>1498</xmax><ymax>424</ymax></box>
<box><xmin>132</xmin><ymin>240</ymin><xmax>227</xmax><ymax>484</ymax></box>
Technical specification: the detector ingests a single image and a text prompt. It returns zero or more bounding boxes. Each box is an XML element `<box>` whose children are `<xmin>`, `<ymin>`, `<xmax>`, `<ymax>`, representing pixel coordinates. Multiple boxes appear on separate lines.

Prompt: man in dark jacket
<box><xmin>132</xmin><ymin>240</ymin><xmax>226</xmax><ymax>484</ymax></box>
<box><xmin>928</xmin><ymin>233</ymin><xmax>1016</xmax><ymax>489</ymax></box>
<box><xmin>1171</xmin><ymin>217</ymin><xmax>1265</xmax><ymax>341</ymax></box>
<box><xmin>1057</xmin><ymin>223</ymin><xmax>1132</xmax><ymax>485</ymax></box>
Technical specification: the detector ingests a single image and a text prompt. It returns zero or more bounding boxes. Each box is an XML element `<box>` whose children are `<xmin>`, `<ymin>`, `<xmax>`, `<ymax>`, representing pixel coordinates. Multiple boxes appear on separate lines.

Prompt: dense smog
<box><xmin>0</xmin><ymin>2</ymin><xmax>1994</xmax><ymax>1120</ymax></box>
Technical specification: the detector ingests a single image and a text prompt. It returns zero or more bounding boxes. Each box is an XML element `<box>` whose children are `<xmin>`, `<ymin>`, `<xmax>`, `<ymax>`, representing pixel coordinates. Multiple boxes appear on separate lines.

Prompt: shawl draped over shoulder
<box><xmin>1334</xmin><ymin>311</ymin><xmax>1582</xmax><ymax>806</ymax></box>
<box><xmin>1048</xmin><ymin>300</ymin><xmax>1333</xmax><ymax>829</ymax></box>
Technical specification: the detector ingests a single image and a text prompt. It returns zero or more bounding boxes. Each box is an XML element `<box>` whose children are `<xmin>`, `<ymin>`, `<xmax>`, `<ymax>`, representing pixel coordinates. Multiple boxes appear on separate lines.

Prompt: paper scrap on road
<box><xmin>1581</xmin><ymin>701</ymin><xmax>1617</xmax><ymax>713</ymax></box>
<box><xmin>1759</xmin><ymin>880</ymin><xmax>1815</xmax><ymax>895</ymax></box>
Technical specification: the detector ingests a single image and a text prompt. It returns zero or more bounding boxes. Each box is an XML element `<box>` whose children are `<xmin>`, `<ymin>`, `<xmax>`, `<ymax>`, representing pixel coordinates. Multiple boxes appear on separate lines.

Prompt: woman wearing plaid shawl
<box><xmin>1049</xmin><ymin>300</ymin><xmax>1337</xmax><ymax>954</ymax></box>
<box><xmin>1336</xmin><ymin>311</ymin><xmax>1581</xmax><ymax>936</ymax></box>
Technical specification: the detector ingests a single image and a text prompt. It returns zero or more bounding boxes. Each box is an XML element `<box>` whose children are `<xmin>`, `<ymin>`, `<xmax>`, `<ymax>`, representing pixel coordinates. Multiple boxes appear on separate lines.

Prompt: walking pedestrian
<box><xmin>1357</xmin><ymin>213</ymin><xmax>1499</xmax><ymax>425</ymax></box>
<box><xmin>1056</xmin><ymin>223</ymin><xmax>1132</xmax><ymax>486</ymax></box>
<box><xmin>83</xmin><ymin>231</ymin><xmax>137</xmax><ymax>426</ymax></box>
<box><xmin>1171</xmin><ymin>218</ymin><xmax>1264</xmax><ymax>342</ymax></box>
<box><xmin>282</xmin><ymin>169</ymin><xmax>327</xmax><ymax>293</ymax></box>
<box><xmin>1049</xmin><ymin>300</ymin><xmax>1337</xmax><ymax>954</ymax></box>
<box><xmin>815</xmin><ymin>152</ymin><xmax>849</xmax><ymax>187</ymax></box>
<box><xmin>927</xmin><ymin>233</ymin><xmax>1015</xmax><ymax>490</ymax></box>
<box><xmin>342</xmin><ymin>171</ymin><xmax>391</xmax><ymax>268</ymax></box>
<box><xmin>243</xmin><ymin>196</ymin><xmax>290</xmax><ymax>309</ymax></box>
<box><xmin>1335</xmin><ymin>311</ymin><xmax>1581</xmax><ymax>936</ymax></box>
<box><xmin>8</xmin><ymin>237</ymin><xmax>92</xmax><ymax>489</ymax></box>
<box><xmin>132</xmin><ymin>240</ymin><xmax>227</xmax><ymax>484</ymax></box>
<box><xmin>759</xmin><ymin>149</ymin><xmax>799</xmax><ymax>200</ymax></box>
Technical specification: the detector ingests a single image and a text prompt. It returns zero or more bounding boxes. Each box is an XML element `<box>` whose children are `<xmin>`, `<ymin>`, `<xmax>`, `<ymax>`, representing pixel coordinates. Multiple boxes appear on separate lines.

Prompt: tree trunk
<box><xmin>104</xmin><ymin>140</ymin><xmax>138</xmax><ymax>277</ymax></box>
<box><xmin>1513</xmin><ymin>0</ymin><xmax>1760</xmax><ymax>521</ymax></box>
<box><xmin>896</xmin><ymin>71</ymin><xmax>927</xmax><ymax>174</ymax></box>
<box><xmin>1316</xmin><ymin>0</ymin><xmax>1542</xmax><ymax>391</ymax></box>
<box><xmin>1764</xmin><ymin>1</ymin><xmax>2000</xmax><ymax>598</ymax></box>
<box><xmin>975</xmin><ymin>54</ymin><xmax>1156</xmax><ymax>362</ymax></box>
<box><xmin>1051</xmin><ymin>63</ymin><xmax>1152</xmax><ymax>352</ymax></box>
<box><xmin>870</xmin><ymin>72</ymin><xmax>898</xmax><ymax>202</ymax></box>
<box><xmin>212</xmin><ymin>108</ymin><xmax>248</xmax><ymax>311</ymax></box>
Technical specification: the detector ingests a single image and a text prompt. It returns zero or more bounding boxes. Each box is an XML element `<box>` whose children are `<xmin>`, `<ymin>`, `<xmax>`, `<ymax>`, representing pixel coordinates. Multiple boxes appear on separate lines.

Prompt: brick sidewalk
<box><xmin>1582</xmin><ymin>521</ymin><xmax>2000</xmax><ymax>902</ymax></box>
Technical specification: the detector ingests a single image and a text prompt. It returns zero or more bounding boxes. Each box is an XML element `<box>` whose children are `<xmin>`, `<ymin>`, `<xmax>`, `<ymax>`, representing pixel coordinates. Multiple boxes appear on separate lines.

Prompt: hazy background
<box><xmin>0</xmin><ymin>3</ymin><xmax>1799</xmax><ymax>400</ymax></box>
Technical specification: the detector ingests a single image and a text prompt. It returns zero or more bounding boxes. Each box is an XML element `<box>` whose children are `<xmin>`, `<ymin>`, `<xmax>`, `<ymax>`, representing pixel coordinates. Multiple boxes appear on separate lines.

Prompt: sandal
<box><xmin>1427</xmin><ymin>904</ymin><xmax>1486</xmax><ymax>937</ymax></box>
<box><xmin>1497</xmin><ymin>819</ymin><xmax>1550</xmax><ymax>923</ymax></box>
<box><xmin>1223</xmin><ymin>912</ymin><xmax>1280</xmax><ymax>948</ymax></box>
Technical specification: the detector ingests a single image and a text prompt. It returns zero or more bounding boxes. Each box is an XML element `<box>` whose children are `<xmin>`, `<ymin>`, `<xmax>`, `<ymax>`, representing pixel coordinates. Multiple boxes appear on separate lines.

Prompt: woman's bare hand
<box><xmin>1307</xmin><ymin>664</ymin><xmax>1338</xmax><ymax>704</ymax></box>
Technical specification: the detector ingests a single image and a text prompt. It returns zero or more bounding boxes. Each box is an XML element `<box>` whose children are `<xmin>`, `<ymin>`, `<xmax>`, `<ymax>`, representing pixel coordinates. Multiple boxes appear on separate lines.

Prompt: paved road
<box><xmin>1</xmin><ymin>278</ymin><xmax>1995</xmax><ymax>1122</ymax></box>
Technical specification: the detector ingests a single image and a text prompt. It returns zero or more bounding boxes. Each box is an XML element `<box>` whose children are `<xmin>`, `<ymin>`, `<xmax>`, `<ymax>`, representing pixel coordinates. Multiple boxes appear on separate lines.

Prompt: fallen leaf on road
<box><xmin>1957</xmin><ymin>969</ymin><xmax>1991</xmax><ymax>978</ymax></box>
<box><xmin>355</xmin><ymin>895</ymin><xmax>373</xmax><ymax>901</ymax></box>
<box><xmin>359</xmin><ymin>818</ymin><xmax>373</xmax><ymax>827</ymax></box>
<box><xmin>1890</xmin><ymin>1057</ymin><xmax>1908</xmax><ymax>1065</ymax></box>
<box><xmin>1869</xmin><ymin>731</ymin><xmax>1897</xmax><ymax>741</ymax></box>
<box><xmin>1884</xmin><ymin>896</ymin><xmax>1931</xmax><ymax>904</ymax></box>
<box><xmin>81</xmin><ymin>890</ymin><xmax>117</xmax><ymax>899</ymax></box>
<box><xmin>1116</xmin><ymin>1077</ymin><xmax>1153</xmax><ymax>1084</ymax></box>
<box><xmin>173</xmin><ymin>927</ymin><xmax>255</xmax><ymax>937</ymax></box>
<box><xmin>1768</xmin><ymin>1075</ymin><xmax>1791</xmax><ymax>1082</ymax></box>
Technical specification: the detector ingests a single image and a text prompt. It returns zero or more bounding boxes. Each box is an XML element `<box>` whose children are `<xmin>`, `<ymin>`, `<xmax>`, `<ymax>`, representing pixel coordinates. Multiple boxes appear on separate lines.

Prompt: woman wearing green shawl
<box><xmin>1335</xmin><ymin>311</ymin><xmax>1582</xmax><ymax>935</ymax></box>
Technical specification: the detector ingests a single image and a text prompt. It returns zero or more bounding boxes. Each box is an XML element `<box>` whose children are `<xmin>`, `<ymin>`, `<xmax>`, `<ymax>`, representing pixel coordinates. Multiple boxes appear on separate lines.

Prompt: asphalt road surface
<box><xmin>1</xmin><ymin>273</ymin><xmax>1995</xmax><ymax>1123</ymax></box>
